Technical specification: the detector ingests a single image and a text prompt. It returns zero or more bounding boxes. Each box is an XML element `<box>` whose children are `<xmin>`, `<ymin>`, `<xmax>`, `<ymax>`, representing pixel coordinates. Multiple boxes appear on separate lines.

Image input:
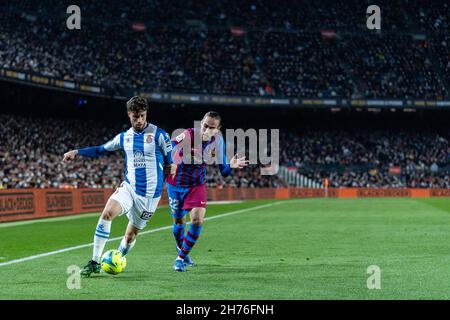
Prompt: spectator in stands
<box><xmin>0</xmin><ymin>1</ymin><xmax>448</xmax><ymax>100</ymax></box>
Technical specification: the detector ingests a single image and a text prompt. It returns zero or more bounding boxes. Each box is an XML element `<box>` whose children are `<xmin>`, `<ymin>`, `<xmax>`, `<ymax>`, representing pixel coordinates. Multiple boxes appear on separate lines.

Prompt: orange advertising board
<box><xmin>0</xmin><ymin>188</ymin><xmax>448</xmax><ymax>222</ymax></box>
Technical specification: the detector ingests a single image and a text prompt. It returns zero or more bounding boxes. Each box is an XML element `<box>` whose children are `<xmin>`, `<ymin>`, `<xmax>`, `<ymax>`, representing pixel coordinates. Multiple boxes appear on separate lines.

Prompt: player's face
<box><xmin>200</xmin><ymin>116</ymin><xmax>220</xmax><ymax>141</ymax></box>
<box><xmin>128</xmin><ymin>111</ymin><xmax>147</xmax><ymax>131</ymax></box>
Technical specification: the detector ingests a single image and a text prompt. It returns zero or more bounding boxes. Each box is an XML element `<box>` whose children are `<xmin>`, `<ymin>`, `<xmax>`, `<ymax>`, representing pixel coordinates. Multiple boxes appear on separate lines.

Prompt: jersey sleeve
<box><xmin>103</xmin><ymin>133</ymin><xmax>123</xmax><ymax>151</ymax></box>
<box><xmin>78</xmin><ymin>133</ymin><xmax>122</xmax><ymax>158</ymax></box>
<box><xmin>157</xmin><ymin>128</ymin><xmax>173</xmax><ymax>164</ymax></box>
<box><xmin>172</xmin><ymin>129</ymin><xmax>191</xmax><ymax>146</ymax></box>
<box><xmin>217</xmin><ymin>136</ymin><xmax>233</xmax><ymax>177</ymax></box>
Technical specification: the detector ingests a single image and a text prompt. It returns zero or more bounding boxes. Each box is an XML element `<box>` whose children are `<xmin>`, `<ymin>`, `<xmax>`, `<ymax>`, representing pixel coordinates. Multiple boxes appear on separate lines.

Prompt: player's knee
<box><xmin>102</xmin><ymin>207</ymin><xmax>117</xmax><ymax>221</ymax></box>
<box><xmin>191</xmin><ymin>217</ymin><xmax>204</xmax><ymax>226</ymax></box>
<box><xmin>101</xmin><ymin>200</ymin><xmax>121</xmax><ymax>221</ymax></box>
<box><xmin>174</xmin><ymin>218</ymin><xmax>185</xmax><ymax>226</ymax></box>
<box><xmin>101</xmin><ymin>210</ymin><xmax>114</xmax><ymax>221</ymax></box>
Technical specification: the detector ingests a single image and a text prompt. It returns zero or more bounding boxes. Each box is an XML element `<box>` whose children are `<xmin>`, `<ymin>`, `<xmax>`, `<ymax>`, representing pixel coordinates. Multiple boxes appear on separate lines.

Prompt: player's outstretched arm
<box><xmin>217</xmin><ymin>135</ymin><xmax>248</xmax><ymax>177</ymax></box>
<box><xmin>62</xmin><ymin>146</ymin><xmax>107</xmax><ymax>162</ymax></box>
<box><xmin>62</xmin><ymin>133</ymin><xmax>123</xmax><ymax>162</ymax></box>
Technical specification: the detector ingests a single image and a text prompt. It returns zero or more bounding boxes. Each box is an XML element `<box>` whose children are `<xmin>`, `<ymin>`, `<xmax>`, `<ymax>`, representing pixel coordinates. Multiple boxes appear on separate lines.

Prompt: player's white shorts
<box><xmin>109</xmin><ymin>182</ymin><xmax>160</xmax><ymax>230</ymax></box>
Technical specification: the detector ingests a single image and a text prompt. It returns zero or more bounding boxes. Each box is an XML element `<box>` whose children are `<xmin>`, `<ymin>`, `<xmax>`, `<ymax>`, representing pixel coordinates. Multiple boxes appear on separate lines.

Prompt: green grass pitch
<box><xmin>1</xmin><ymin>198</ymin><xmax>450</xmax><ymax>299</ymax></box>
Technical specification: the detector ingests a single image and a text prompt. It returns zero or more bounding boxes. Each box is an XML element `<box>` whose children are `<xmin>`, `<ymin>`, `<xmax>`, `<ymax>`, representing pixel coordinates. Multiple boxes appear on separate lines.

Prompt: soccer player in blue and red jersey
<box><xmin>167</xmin><ymin>111</ymin><xmax>248</xmax><ymax>272</ymax></box>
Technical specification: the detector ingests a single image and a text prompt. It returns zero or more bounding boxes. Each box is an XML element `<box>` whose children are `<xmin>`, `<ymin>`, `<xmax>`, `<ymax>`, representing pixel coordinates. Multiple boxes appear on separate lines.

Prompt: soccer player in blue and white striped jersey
<box><xmin>63</xmin><ymin>96</ymin><xmax>173</xmax><ymax>276</ymax></box>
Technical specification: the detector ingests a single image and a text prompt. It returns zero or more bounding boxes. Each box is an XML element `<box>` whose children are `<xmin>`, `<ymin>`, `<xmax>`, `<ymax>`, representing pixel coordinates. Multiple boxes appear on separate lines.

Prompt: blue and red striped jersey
<box><xmin>166</xmin><ymin>128</ymin><xmax>232</xmax><ymax>187</ymax></box>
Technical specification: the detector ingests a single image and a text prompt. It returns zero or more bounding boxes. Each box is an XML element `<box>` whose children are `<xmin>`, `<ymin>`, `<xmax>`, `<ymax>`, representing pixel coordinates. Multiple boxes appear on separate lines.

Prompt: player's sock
<box><xmin>178</xmin><ymin>224</ymin><xmax>202</xmax><ymax>260</ymax></box>
<box><xmin>173</xmin><ymin>223</ymin><xmax>186</xmax><ymax>248</ymax></box>
<box><xmin>118</xmin><ymin>237</ymin><xmax>136</xmax><ymax>256</ymax></box>
<box><xmin>92</xmin><ymin>218</ymin><xmax>112</xmax><ymax>263</ymax></box>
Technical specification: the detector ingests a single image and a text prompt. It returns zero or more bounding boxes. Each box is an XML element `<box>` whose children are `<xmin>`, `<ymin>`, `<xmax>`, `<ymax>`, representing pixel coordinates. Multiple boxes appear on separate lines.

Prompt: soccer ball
<box><xmin>101</xmin><ymin>249</ymin><xmax>127</xmax><ymax>275</ymax></box>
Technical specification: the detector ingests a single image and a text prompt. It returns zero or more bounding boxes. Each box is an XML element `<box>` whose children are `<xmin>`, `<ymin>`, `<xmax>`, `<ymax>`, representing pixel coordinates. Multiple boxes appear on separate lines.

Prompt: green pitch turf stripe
<box><xmin>0</xmin><ymin>201</ymin><xmax>282</xmax><ymax>267</ymax></box>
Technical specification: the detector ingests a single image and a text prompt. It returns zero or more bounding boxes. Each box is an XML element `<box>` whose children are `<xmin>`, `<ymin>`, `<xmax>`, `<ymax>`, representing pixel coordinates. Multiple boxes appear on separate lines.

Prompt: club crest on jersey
<box><xmin>146</xmin><ymin>135</ymin><xmax>153</xmax><ymax>143</ymax></box>
<box><xmin>175</xmin><ymin>132</ymin><xmax>185</xmax><ymax>143</ymax></box>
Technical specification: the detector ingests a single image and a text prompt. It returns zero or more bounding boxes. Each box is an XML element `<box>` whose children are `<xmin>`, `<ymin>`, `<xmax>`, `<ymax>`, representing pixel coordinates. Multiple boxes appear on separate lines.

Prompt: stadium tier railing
<box><xmin>0</xmin><ymin>188</ymin><xmax>449</xmax><ymax>223</ymax></box>
<box><xmin>1</xmin><ymin>67</ymin><xmax>450</xmax><ymax>109</ymax></box>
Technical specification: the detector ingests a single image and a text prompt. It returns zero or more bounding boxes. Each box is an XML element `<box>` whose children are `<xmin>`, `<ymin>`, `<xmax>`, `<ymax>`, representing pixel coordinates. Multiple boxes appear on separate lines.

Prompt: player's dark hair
<box><xmin>203</xmin><ymin>111</ymin><xmax>221</xmax><ymax>123</ymax></box>
<box><xmin>126</xmin><ymin>96</ymin><xmax>149</xmax><ymax>113</ymax></box>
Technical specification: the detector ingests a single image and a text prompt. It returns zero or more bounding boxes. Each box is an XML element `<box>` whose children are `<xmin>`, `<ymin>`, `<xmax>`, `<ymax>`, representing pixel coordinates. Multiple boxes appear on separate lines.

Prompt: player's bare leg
<box><xmin>174</xmin><ymin>207</ymin><xmax>205</xmax><ymax>271</ymax></box>
<box><xmin>118</xmin><ymin>222</ymin><xmax>140</xmax><ymax>257</ymax></box>
<box><xmin>189</xmin><ymin>207</ymin><xmax>206</xmax><ymax>226</ymax></box>
<box><xmin>80</xmin><ymin>198</ymin><xmax>122</xmax><ymax>277</ymax></box>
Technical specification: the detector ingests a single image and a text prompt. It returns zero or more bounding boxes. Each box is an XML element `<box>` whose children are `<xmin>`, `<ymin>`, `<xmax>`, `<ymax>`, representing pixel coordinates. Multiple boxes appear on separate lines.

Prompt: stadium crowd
<box><xmin>0</xmin><ymin>114</ymin><xmax>448</xmax><ymax>189</ymax></box>
<box><xmin>0</xmin><ymin>1</ymin><xmax>449</xmax><ymax>189</ymax></box>
<box><xmin>0</xmin><ymin>1</ymin><xmax>448</xmax><ymax>99</ymax></box>
<box><xmin>0</xmin><ymin>114</ymin><xmax>287</xmax><ymax>189</ymax></box>
<box><xmin>0</xmin><ymin>115</ymin><xmax>126</xmax><ymax>189</ymax></box>
<box><xmin>282</xmin><ymin>129</ymin><xmax>450</xmax><ymax>188</ymax></box>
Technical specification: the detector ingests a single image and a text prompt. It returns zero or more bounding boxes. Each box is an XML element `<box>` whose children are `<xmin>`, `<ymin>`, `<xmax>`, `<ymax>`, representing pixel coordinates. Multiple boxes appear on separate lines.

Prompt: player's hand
<box><xmin>230</xmin><ymin>154</ymin><xmax>249</xmax><ymax>169</ymax></box>
<box><xmin>164</xmin><ymin>164</ymin><xmax>177</xmax><ymax>177</ymax></box>
<box><xmin>63</xmin><ymin>150</ymin><xmax>78</xmax><ymax>162</ymax></box>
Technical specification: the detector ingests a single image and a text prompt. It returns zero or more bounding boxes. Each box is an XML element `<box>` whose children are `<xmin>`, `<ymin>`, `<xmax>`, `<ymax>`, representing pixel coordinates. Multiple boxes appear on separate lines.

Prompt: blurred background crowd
<box><xmin>0</xmin><ymin>1</ymin><xmax>448</xmax><ymax>99</ymax></box>
<box><xmin>1</xmin><ymin>114</ymin><xmax>448</xmax><ymax>189</ymax></box>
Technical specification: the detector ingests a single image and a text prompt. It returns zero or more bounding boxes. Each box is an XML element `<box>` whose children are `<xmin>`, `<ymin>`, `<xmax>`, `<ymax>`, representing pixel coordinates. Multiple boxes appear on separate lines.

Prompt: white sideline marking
<box><xmin>208</xmin><ymin>200</ymin><xmax>243</xmax><ymax>205</ymax></box>
<box><xmin>0</xmin><ymin>205</ymin><xmax>168</xmax><ymax>228</ymax></box>
<box><xmin>0</xmin><ymin>213</ymin><xmax>101</xmax><ymax>228</ymax></box>
<box><xmin>0</xmin><ymin>202</ymin><xmax>282</xmax><ymax>267</ymax></box>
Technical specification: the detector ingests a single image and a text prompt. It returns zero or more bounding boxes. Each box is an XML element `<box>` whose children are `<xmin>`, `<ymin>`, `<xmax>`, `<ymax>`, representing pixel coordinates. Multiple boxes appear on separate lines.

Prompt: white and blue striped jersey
<box><xmin>78</xmin><ymin>123</ymin><xmax>172</xmax><ymax>198</ymax></box>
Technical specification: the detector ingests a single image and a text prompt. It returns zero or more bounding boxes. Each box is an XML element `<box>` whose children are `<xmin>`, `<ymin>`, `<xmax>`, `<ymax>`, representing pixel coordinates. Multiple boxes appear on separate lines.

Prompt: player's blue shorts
<box><xmin>167</xmin><ymin>183</ymin><xmax>207</xmax><ymax>219</ymax></box>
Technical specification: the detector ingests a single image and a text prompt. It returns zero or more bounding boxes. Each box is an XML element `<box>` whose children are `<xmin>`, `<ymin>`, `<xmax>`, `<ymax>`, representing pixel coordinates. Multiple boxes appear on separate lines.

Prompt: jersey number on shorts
<box><xmin>169</xmin><ymin>198</ymin><xmax>179</xmax><ymax>214</ymax></box>
<box><xmin>140</xmin><ymin>211</ymin><xmax>154</xmax><ymax>220</ymax></box>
